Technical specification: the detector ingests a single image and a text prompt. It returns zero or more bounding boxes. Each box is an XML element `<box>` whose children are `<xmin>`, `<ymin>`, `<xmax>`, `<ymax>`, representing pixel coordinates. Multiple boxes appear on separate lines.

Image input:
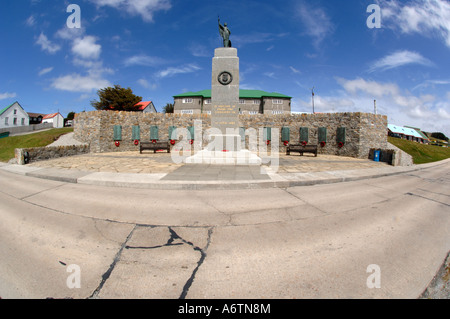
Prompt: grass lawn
<box><xmin>0</xmin><ymin>128</ymin><xmax>74</xmax><ymax>162</ymax></box>
<box><xmin>388</xmin><ymin>136</ymin><xmax>450</xmax><ymax>164</ymax></box>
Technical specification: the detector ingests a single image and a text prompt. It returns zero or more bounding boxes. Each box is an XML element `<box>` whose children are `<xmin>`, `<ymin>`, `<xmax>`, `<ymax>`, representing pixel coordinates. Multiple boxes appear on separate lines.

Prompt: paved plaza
<box><xmin>28</xmin><ymin>151</ymin><xmax>390</xmax><ymax>177</ymax></box>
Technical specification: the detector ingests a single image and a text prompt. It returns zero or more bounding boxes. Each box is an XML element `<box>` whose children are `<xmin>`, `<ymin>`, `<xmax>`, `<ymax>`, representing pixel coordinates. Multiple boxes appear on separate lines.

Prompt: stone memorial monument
<box><xmin>185</xmin><ymin>19</ymin><xmax>261</xmax><ymax>165</ymax></box>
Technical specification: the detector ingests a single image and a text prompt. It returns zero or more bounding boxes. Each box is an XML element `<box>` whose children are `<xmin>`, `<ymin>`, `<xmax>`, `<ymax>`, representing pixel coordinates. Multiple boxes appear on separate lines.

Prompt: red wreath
<box><xmin>152</xmin><ymin>139</ymin><xmax>157</xmax><ymax>143</ymax></box>
<box><xmin>283</xmin><ymin>141</ymin><xmax>289</xmax><ymax>146</ymax></box>
<box><xmin>115</xmin><ymin>141</ymin><xmax>120</xmax><ymax>147</ymax></box>
<box><xmin>190</xmin><ymin>139</ymin><xmax>194</xmax><ymax>145</ymax></box>
<box><xmin>320</xmin><ymin>141</ymin><xmax>326</xmax><ymax>147</ymax></box>
<box><xmin>301</xmin><ymin>141</ymin><xmax>308</xmax><ymax>146</ymax></box>
<box><xmin>170</xmin><ymin>140</ymin><xmax>176</xmax><ymax>145</ymax></box>
<box><xmin>134</xmin><ymin>140</ymin><xmax>139</xmax><ymax>146</ymax></box>
<box><xmin>266</xmin><ymin>140</ymin><xmax>271</xmax><ymax>145</ymax></box>
<box><xmin>338</xmin><ymin>142</ymin><xmax>344</xmax><ymax>148</ymax></box>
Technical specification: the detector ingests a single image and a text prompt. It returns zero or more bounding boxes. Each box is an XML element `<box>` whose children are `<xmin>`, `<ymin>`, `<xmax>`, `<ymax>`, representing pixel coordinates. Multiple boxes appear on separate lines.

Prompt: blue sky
<box><xmin>1</xmin><ymin>0</ymin><xmax>449</xmax><ymax>135</ymax></box>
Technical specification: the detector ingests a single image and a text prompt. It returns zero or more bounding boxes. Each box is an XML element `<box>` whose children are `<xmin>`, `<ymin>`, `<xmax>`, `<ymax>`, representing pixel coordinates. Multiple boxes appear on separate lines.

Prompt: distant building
<box><xmin>388</xmin><ymin>124</ymin><xmax>429</xmax><ymax>144</ymax></box>
<box><xmin>43</xmin><ymin>112</ymin><xmax>64</xmax><ymax>128</ymax></box>
<box><xmin>173</xmin><ymin>89</ymin><xmax>291</xmax><ymax>115</ymax></box>
<box><xmin>0</xmin><ymin>101</ymin><xmax>29</xmax><ymax>129</ymax></box>
<box><xmin>136</xmin><ymin>101</ymin><xmax>157</xmax><ymax>113</ymax></box>
<box><xmin>28</xmin><ymin>113</ymin><xmax>45</xmax><ymax>125</ymax></box>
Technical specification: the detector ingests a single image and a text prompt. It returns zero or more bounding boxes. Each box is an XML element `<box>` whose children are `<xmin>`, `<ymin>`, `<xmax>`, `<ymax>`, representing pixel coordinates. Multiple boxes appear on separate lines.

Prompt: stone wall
<box><xmin>15</xmin><ymin>145</ymin><xmax>90</xmax><ymax>165</ymax></box>
<box><xmin>74</xmin><ymin>111</ymin><xmax>387</xmax><ymax>159</ymax></box>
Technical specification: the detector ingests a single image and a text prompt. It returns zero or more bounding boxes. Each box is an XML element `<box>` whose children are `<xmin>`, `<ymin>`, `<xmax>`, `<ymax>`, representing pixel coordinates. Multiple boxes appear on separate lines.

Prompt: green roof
<box><xmin>174</xmin><ymin>89</ymin><xmax>291</xmax><ymax>99</ymax></box>
<box><xmin>0</xmin><ymin>101</ymin><xmax>21</xmax><ymax>116</ymax></box>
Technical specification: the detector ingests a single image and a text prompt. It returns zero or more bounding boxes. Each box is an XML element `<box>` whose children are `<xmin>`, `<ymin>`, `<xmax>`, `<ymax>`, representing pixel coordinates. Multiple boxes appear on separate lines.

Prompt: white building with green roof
<box><xmin>173</xmin><ymin>89</ymin><xmax>291</xmax><ymax>115</ymax></box>
<box><xmin>0</xmin><ymin>101</ymin><xmax>29</xmax><ymax>129</ymax></box>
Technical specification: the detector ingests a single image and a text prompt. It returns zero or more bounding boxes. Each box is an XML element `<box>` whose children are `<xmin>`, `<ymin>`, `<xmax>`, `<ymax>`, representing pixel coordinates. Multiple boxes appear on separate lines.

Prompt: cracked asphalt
<box><xmin>0</xmin><ymin>161</ymin><xmax>448</xmax><ymax>299</ymax></box>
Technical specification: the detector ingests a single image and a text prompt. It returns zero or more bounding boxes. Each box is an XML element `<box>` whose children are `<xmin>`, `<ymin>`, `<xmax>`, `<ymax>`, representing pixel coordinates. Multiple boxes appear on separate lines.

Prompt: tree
<box><xmin>91</xmin><ymin>85</ymin><xmax>142</xmax><ymax>111</ymax></box>
<box><xmin>66</xmin><ymin>111</ymin><xmax>76</xmax><ymax>120</ymax></box>
<box><xmin>431</xmin><ymin>132</ymin><xmax>449</xmax><ymax>142</ymax></box>
<box><xmin>163</xmin><ymin>103</ymin><xmax>174</xmax><ymax>113</ymax></box>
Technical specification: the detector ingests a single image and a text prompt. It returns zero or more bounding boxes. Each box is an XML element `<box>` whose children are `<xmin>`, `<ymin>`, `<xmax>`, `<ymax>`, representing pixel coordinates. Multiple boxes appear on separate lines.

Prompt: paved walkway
<box><xmin>3</xmin><ymin>132</ymin><xmax>447</xmax><ymax>189</ymax></box>
<box><xmin>28</xmin><ymin>151</ymin><xmax>389</xmax><ymax>175</ymax></box>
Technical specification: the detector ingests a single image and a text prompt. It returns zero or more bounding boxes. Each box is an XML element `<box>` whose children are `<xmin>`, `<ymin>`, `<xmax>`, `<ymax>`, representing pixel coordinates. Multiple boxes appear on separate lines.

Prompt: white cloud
<box><xmin>368</xmin><ymin>50</ymin><xmax>434</xmax><ymax>72</ymax></box>
<box><xmin>0</xmin><ymin>92</ymin><xmax>17</xmax><ymax>100</ymax></box>
<box><xmin>89</xmin><ymin>0</ymin><xmax>172</xmax><ymax>22</ymax></box>
<box><xmin>72</xmin><ymin>36</ymin><xmax>102</xmax><ymax>60</ymax></box>
<box><xmin>297</xmin><ymin>1</ymin><xmax>334</xmax><ymax>49</ymax></box>
<box><xmin>336</xmin><ymin>77</ymin><xmax>401</xmax><ymax>98</ymax></box>
<box><xmin>25</xmin><ymin>16</ymin><xmax>36</xmax><ymax>27</ymax></box>
<box><xmin>378</xmin><ymin>0</ymin><xmax>450</xmax><ymax>48</ymax></box>
<box><xmin>38</xmin><ymin>67</ymin><xmax>54</xmax><ymax>76</ymax></box>
<box><xmin>290</xmin><ymin>66</ymin><xmax>301</xmax><ymax>74</ymax></box>
<box><xmin>335</xmin><ymin>77</ymin><xmax>450</xmax><ymax>133</ymax></box>
<box><xmin>51</xmin><ymin>73</ymin><xmax>111</xmax><ymax>92</ymax></box>
<box><xmin>138</xmin><ymin>78</ymin><xmax>158</xmax><ymax>90</ymax></box>
<box><xmin>124</xmin><ymin>54</ymin><xmax>166</xmax><ymax>67</ymax></box>
<box><xmin>157</xmin><ymin>64</ymin><xmax>201</xmax><ymax>78</ymax></box>
<box><xmin>36</xmin><ymin>33</ymin><xmax>61</xmax><ymax>54</ymax></box>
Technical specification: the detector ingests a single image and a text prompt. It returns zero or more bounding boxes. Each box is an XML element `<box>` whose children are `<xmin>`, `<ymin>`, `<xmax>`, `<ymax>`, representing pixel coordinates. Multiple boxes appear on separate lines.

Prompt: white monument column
<box><xmin>184</xmin><ymin>47</ymin><xmax>261</xmax><ymax>165</ymax></box>
<box><xmin>211</xmin><ymin>47</ymin><xmax>240</xmax><ymax>152</ymax></box>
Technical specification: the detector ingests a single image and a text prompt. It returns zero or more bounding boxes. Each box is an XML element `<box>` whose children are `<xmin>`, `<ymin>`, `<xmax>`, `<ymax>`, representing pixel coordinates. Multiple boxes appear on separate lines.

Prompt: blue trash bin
<box><xmin>373</xmin><ymin>150</ymin><xmax>381</xmax><ymax>162</ymax></box>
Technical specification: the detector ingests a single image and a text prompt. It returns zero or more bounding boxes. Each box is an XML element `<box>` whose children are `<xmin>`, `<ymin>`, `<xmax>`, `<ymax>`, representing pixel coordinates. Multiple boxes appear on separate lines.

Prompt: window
<box><xmin>21</xmin><ymin>118</ymin><xmax>25</xmax><ymax>125</ymax></box>
<box><xmin>204</xmin><ymin>99</ymin><xmax>211</xmax><ymax>104</ymax></box>
<box><xmin>272</xmin><ymin>99</ymin><xmax>283</xmax><ymax>105</ymax></box>
<box><xmin>181</xmin><ymin>110</ymin><xmax>194</xmax><ymax>114</ymax></box>
<box><xmin>272</xmin><ymin>110</ymin><xmax>283</xmax><ymax>115</ymax></box>
<box><xmin>14</xmin><ymin>109</ymin><xmax>17</xmax><ymax>115</ymax></box>
<box><xmin>4</xmin><ymin>117</ymin><xmax>8</xmax><ymax>125</ymax></box>
<box><xmin>13</xmin><ymin>118</ymin><xmax>17</xmax><ymax>125</ymax></box>
<box><xmin>248</xmin><ymin>111</ymin><xmax>258</xmax><ymax>115</ymax></box>
<box><xmin>253</xmin><ymin>100</ymin><xmax>260</xmax><ymax>105</ymax></box>
<box><xmin>239</xmin><ymin>99</ymin><xmax>246</xmax><ymax>104</ymax></box>
<box><xmin>182</xmin><ymin>98</ymin><xmax>193</xmax><ymax>104</ymax></box>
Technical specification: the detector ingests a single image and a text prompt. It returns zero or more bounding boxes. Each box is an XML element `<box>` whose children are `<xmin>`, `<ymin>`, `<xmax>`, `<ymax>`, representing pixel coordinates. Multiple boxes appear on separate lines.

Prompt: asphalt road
<box><xmin>0</xmin><ymin>161</ymin><xmax>448</xmax><ymax>299</ymax></box>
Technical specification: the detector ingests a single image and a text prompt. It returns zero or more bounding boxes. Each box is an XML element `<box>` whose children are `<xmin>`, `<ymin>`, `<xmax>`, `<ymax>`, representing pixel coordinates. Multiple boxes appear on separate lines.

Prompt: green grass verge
<box><xmin>388</xmin><ymin>136</ymin><xmax>450</xmax><ymax>164</ymax></box>
<box><xmin>0</xmin><ymin>128</ymin><xmax>74</xmax><ymax>162</ymax></box>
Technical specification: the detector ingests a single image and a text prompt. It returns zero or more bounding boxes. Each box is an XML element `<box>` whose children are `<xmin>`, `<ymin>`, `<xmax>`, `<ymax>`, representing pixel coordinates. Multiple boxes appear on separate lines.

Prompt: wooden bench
<box><xmin>140</xmin><ymin>141</ymin><xmax>171</xmax><ymax>154</ymax></box>
<box><xmin>286</xmin><ymin>144</ymin><xmax>318</xmax><ymax>157</ymax></box>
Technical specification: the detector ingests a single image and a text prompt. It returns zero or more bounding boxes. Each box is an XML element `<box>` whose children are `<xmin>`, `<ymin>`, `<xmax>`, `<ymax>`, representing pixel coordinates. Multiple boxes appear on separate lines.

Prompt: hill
<box><xmin>388</xmin><ymin>136</ymin><xmax>450</xmax><ymax>164</ymax></box>
<box><xmin>0</xmin><ymin>128</ymin><xmax>74</xmax><ymax>162</ymax></box>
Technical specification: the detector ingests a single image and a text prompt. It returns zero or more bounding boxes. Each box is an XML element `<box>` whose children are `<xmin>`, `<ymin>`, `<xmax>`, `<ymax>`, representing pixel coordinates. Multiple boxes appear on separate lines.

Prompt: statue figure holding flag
<box><xmin>218</xmin><ymin>17</ymin><xmax>232</xmax><ymax>47</ymax></box>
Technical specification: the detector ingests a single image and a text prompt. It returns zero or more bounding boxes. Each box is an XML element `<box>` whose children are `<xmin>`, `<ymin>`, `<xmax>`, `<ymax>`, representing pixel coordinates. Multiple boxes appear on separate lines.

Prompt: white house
<box><xmin>0</xmin><ymin>101</ymin><xmax>29</xmax><ymax>129</ymax></box>
<box><xmin>136</xmin><ymin>101</ymin><xmax>157</xmax><ymax>113</ymax></box>
<box><xmin>42</xmin><ymin>112</ymin><xmax>64</xmax><ymax>128</ymax></box>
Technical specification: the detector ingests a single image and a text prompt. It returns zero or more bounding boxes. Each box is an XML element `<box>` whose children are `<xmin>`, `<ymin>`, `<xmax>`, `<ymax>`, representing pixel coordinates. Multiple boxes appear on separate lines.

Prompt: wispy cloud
<box><xmin>368</xmin><ymin>50</ymin><xmax>434</xmax><ymax>73</ymax></box>
<box><xmin>378</xmin><ymin>0</ymin><xmax>450</xmax><ymax>48</ymax></box>
<box><xmin>232</xmin><ymin>32</ymin><xmax>288</xmax><ymax>48</ymax></box>
<box><xmin>51</xmin><ymin>73</ymin><xmax>111</xmax><ymax>92</ymax></box>
<box><xmin>124</xmin><ymin>54</ymin><xmax>167</xmax><ymax>67</ymax></box>
<box><xmin>38</xmin><ymin>67</ymin><xmax>54</xmax><ymax>76</ymax></box>
<box><xmin>88</xmin><ymin>0</ymin><xmax>172</xmax><ymax>22</ymax></box>
<box><xmin>0</xmin><ymin>92</ymin><xmax>17</xmax><ymax>100</ymax></box>
<box><xmin>156</xmin><ymin>64</ymin><xmax>201</xmax><ymax>78</ymax></box>
<box><xmin>296</xmin><ymin>1</ymin><xmax>334</xmax><ymax>49</ymax></box>
<box><xmin>36</xmin><ymin>33</ymin><xmax>61</xmax><ymax>54</ymax></box>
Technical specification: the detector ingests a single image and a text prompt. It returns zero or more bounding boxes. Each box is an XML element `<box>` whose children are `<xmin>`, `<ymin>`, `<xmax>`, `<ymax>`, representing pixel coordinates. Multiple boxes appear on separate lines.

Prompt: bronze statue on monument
<box><xmin>218</xmin><ymin>17</ymin><xmax>232</xmax><ymax>48</ymax></box>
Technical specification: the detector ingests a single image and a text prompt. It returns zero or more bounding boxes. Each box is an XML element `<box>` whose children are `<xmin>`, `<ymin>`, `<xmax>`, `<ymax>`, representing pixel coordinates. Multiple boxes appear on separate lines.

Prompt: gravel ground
<box><xmin>46</xmin><ymin>132</ymin><xmax>86</xmax><ymax>147</ymax></box>
<box><xmin>419</xmin><ymin>252</ymin><xmax>450</xmax><ymax>299</ymax></box>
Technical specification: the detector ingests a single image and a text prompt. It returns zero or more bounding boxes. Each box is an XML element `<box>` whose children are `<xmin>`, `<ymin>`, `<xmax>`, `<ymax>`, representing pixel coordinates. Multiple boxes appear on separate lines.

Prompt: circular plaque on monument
<box><xmin>218</xmin><ymin>71</ymin><xmax>233</xmax><ymax>86</ymax></box>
